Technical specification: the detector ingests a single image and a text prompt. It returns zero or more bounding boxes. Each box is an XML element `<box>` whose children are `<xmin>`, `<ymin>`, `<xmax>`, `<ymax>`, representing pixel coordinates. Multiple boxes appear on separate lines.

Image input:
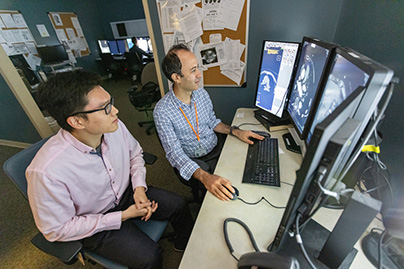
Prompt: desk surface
<box><xmin>179</xmin><ymin>108</ymin><xmax>380</xmax><ymax>269</ymax></box>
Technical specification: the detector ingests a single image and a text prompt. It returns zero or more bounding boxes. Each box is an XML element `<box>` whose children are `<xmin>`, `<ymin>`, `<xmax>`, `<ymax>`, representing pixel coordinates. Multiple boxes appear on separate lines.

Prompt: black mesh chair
<box><xmin>127</xmin><ymin>62</ymin><xmax>161</xmax><ymax>135</ymax></box>
<box><xmin>3</xmin><ymin>137</ymin><xmax>167</xmax><ymax>268</ymax></box>
<box><xmin>124</xmin><ymin>51</ymin><xmax>143</xmax><ymax>83</ymax></box>
<box><xmin>99</xmin><ymin>53</ymin><xmax>121</xmax><ymax>80</ymax></box>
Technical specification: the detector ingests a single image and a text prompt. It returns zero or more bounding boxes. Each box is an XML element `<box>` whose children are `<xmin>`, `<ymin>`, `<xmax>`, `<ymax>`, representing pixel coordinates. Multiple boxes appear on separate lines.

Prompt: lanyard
<box><xmin>179</xmin><ymin>102</ymin><xmax>199</xmax><ymax>141</ymax></box>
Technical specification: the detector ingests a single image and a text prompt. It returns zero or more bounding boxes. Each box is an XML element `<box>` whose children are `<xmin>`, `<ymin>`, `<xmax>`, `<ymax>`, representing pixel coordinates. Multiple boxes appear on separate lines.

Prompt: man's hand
<box><xmin>133</xmin><ymin>186</ymin><xmax>158</xmax><ymax>221</ymax></box>
<box><xmin>232</xmin><ymin>128</ymin><xmax>264</xmax><ymax>145</ymax></box>
<box><xmin>193</xmin><ymin>168</ymin><xmax>236</xmax><ymax>201</ymax></box>
<box><xmin>121</xmin><ymin>202</ymin><xmax>150</xmax><ymax>221</ymax></box>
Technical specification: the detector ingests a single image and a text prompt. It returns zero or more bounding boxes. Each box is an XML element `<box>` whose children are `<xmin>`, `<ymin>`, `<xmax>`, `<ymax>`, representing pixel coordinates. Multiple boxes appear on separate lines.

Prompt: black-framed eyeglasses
<box><xmin>69</xmin><ymin>97</ymin><xmax>114</xmax><ymax>117</ymax></box>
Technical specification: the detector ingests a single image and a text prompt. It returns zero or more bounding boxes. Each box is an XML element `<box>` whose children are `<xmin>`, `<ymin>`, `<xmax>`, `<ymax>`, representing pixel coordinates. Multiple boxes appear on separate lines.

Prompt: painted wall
<box><xmin>0</xmin><ymin>0</ymin><xmax>144</xmax><ymax>143</ymax></box>
<box><xmin>333</xmin><ymin>1</ymin><xmax>404</xmax><ymax>207</ymax></box>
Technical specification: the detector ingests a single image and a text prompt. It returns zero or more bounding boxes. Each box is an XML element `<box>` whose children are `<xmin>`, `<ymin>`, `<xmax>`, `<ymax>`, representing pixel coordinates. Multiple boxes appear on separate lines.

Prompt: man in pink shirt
<box><xmin>26</xmin><ymin>70</ymin><xmax>194</xmax><ymax>268</ymax></box>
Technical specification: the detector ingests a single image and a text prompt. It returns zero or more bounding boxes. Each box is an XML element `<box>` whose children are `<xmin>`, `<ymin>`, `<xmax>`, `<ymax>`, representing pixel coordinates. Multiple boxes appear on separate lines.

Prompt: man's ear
<box><xmin>171</xmin><ymin>73</ymin><xmax>182</xmax><ymax>84</ymax></box>
<box><xmin>66</xmin><ymin>116</ymin><xmax>86</xmax><ymax>130</ymax></box>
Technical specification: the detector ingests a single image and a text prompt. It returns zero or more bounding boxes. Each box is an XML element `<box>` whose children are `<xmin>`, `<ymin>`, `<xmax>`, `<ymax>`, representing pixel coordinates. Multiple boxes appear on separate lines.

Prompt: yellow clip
<box><xmin>362</xmin><ymin>145</ymin><xmax>380</xmax><ymax>153</ymax></box>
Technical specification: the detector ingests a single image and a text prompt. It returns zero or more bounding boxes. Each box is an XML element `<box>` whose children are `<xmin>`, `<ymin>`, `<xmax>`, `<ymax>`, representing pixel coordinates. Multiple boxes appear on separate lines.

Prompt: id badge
<box><xmin>195</xmin><ymin>146</ymin><xmax>207</xmax><ymax>158</ymax></box>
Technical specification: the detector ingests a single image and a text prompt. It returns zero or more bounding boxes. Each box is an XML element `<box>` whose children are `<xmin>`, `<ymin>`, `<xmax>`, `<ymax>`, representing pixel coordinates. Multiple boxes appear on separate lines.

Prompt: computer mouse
<box><xmin>252</xmin><ymin>130</ymin><xmax>271</xmax><ymax>138</ymax></box>
<box><xmin>223</xmin><ymin>185</ymin><xmax>239</xmax><ymax>200</ymax></box>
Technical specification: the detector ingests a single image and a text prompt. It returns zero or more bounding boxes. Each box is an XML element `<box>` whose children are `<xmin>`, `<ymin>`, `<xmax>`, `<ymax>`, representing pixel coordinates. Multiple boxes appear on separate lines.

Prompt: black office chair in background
<box><xmin>99</xmin><ymin>53</ymin><xmax>121</xmax><ymax>81</ymax></box>
<box><xmin>3</xmin><ymin>137</ymin><xmax>167</xmax><ymax>268</ymax></box>
<box><xmin>127</xmin><ymin>62</ymin><xmax>161</xmax><ymax>135</ymax></box>
<box><xmin>124</xmin><ymin>51</ymin><xmax>143</xmax><ymax>83</ymax></box>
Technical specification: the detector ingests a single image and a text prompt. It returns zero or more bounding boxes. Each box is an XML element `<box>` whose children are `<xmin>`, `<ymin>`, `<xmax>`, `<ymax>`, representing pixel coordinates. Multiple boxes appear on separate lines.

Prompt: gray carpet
<box><xmin>0</xmin><ymin>78</ymin><xmax>200</xmax><ymax>268</ymax></box>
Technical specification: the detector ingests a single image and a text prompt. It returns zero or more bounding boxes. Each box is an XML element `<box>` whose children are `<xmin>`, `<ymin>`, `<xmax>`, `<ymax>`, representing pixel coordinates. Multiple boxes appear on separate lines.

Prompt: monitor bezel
<box><xmin>253</xmin><ymin>39</ymin><xmax>301</xmax><ymax>119</ymax></box>
<box><xmin>37</xmin><ymin>44</ymin><xmax>69</xmax><ymax>66</ymax></box>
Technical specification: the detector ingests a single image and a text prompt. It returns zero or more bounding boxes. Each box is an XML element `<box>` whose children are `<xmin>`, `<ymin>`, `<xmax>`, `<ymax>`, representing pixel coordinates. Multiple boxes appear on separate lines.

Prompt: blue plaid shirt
<box><xmin>154</xmin><ymin>88</ymin><xmax>221</xmax><ymax>180</ymax></box>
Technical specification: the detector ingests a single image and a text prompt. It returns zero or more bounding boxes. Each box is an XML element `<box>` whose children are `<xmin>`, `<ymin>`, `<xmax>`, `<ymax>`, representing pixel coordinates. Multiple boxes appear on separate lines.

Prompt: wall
<box><xmin>0</xmin><ymin>0</ymin><xmax>145</xmax><ymax>143</ymax></box>
<box><xmin>334</xmin><ymin>1</ymin><xmax>404</xmax><ymax>207</ymax></box>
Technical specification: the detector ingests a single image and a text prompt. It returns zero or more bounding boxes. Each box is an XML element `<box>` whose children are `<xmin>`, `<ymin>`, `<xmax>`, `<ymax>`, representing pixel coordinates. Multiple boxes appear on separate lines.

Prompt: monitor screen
<box><xmin>107</xmin><ymin>40</ymin><xmax>119</xmax><ymax>55</ymax></box>
<box><xmin>254</xmin><ymin>40</ymin><xmax>299</xmax><ymax>118</ymax></box>
<box><xmin>306</xmin><ymin>51</ymin><xmax>371</xmax><ymax>144</ymax></box>
<box><xmin>98</xmin><ymin>40</ymin><xmax>110</xmax><ymax>54</ymax></box>
<box><xmin>116</xmin><ymin>39</ymin><xmax>128</xmax><ymax>54</ymax></box>
<box><xmin>37</xmin><ymin>44</ymin><xmax>69</xmax><ymax>66</ymax></box>
<box><xmin>126</xmin><ymin>37</ymin><xmax>151</xmax><ymax>53</ymax></box>
<box><xmin>287</xmin><ymin>37</ymin><xmax>335</xmax><ymax>139</ymax></box>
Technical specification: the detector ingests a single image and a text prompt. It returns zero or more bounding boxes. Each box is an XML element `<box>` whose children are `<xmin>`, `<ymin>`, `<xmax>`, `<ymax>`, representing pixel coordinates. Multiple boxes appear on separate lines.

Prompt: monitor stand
<box><xmin>254</xmin><ymin>109</ymin><xmax>290</xmax><ymax>128</ymax></box>
<box><xmin>277</xmin><ymin>219</ymin><xmax>357</xmax><ymax>269</ymax></box>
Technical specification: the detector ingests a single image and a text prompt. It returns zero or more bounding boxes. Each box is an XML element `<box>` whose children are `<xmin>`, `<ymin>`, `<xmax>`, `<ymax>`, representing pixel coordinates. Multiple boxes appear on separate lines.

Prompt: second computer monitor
<box><xmin>254</xmin><ymin>40</ymin><xmax>299</xmax><ymax>118</ymax></box>
<box><xmin>287</xmin><ymin>37</ymin><xmax>336</xmax><ymax>140</ymax></box>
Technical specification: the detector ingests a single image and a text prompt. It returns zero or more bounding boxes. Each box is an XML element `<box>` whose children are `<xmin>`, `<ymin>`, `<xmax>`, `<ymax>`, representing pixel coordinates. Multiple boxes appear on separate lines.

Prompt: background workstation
<box><xmin>0</xmin><ymin>0</ymin><xmax>403</xmax><ymax>267</ymax></box>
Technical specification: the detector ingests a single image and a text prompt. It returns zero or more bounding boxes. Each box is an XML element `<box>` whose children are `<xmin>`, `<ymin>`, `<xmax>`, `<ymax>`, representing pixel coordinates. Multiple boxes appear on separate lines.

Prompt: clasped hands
<box><xmin>121</xmin><ymin>186</ymin><xmax>158</xmax><ymax>222</ymax></box>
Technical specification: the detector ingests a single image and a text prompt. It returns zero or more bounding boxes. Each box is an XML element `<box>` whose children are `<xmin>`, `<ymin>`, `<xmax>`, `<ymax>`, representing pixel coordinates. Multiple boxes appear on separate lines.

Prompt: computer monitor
<box><xmin>116</xmin><ymin>39</ymin><xmax>128</xmax><ymax>54</ymax></box>
<box><xmin>287</xmin><ymin>37</ymin><xmax>336</xmax><ymax>140</ymax></box>
<box><xmin>269</xmin><ymin>46</ymin><xmax>394</xmax><ymax>268</ymax></box>
<box><xmin>107</xmin><ymin>40</ymin><xmax>128</xmax><ymax>55</ymax></box>
<box><xmin>37</xmin><ymin>44</ymin><xmax>69</xmax><ymax>66</ymax></box>
<box><xmin>9</xmin><ymin>54</ymin><xmax>40</xmax><ymax>85</ymax></box>
<box><xmin>98</xmin><ymin>40</ymin><xmax>110</xmax><ymax>54</ymax></box>
<box><xmin>254</xmin><ymin>40</ymin><xmax>300</xmax><ymax>124</ymax></box>
<box><xmin>126</xmin><ymin>37</ymin><xmax>151</xmax><ymax>53</ymax></box>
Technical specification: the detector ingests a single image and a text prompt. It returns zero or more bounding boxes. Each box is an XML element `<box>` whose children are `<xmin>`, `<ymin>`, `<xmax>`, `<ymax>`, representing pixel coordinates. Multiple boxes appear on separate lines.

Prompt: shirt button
<box><xmin>112</xmin><ymin>181</ymin><xmax>115</xmax><ymax>184</ymax></box>
<box><xmin>109</xmin><ymin>169</ymin><xmax>112</xmax><ymax>171</ymax></box>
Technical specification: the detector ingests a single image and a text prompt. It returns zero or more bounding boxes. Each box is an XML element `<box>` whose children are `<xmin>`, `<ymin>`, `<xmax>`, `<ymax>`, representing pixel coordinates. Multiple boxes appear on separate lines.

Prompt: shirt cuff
<box><xmin>180</xmin><ymin>160</ymin><xmax>200</xmax><ymax>180</ymax></box>
<box><xmin>104</xmin><ymin>211</ymin><xmax>123</xmax><ymax>230</ymax></box>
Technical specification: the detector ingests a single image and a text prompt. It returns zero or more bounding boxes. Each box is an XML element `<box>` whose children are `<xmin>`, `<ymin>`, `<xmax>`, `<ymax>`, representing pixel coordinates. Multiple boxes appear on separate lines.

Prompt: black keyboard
<box><xmin>242</xmin><ymin>138</ymin><xmax>280</xmax><ymax>187</ymax></box>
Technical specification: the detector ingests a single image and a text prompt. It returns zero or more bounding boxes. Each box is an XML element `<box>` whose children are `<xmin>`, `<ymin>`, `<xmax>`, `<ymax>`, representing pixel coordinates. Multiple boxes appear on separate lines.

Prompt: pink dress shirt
<box><xmin>26</xmin><ymin>120</ymin><xmax>147</xmax><ymax>242</ymax></box>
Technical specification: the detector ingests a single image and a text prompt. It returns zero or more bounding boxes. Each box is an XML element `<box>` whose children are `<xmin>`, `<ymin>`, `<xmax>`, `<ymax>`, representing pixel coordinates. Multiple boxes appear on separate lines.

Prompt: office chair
<box><xmin>3</xmin><ymin>137</ymin><xmax>167</xmax><ymax>268</ymax></box>
<box><xmin>124</xmin><ymin>51</ymin><xmax>143</xmax><ymax>83</ymax></box>
<box><xmin>127</xmin><ymin>62</ymin><xmax>161</xmax><ymax>135</ymax></box>
<box><xmin>99</xmin><ymin>53</ymin><xmax>121</xmax><ymax>81</ymax></box>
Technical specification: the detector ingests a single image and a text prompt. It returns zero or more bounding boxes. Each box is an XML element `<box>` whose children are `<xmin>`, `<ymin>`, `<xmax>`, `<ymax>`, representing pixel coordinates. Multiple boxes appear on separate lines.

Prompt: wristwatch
<box><xmin>230</xmin><ymin>126</ymin><xmax>239</xmax><ymax>136</ymax></box>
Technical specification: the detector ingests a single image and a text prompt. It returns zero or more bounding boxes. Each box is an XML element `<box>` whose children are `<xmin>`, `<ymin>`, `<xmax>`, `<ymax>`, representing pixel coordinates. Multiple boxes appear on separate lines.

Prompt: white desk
<box><xmin>179</xmin><ymin>108</ymin><xmax>380</xmax><ymax>269</ymax></box>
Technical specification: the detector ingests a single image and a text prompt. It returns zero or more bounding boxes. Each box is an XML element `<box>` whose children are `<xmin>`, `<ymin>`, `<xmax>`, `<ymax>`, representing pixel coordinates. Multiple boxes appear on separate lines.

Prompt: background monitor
<box><xmin>37</xmin><ymin>44</ymin><xmax>69</xmax><ymax>66</ymax></box>
<box><xmin>126</xmin><ymin>37</ymin><xmax>151</xmax><ymax>53</ymax></box>
<box><xmin>116</xmin><ymin>39</ymin><xmax>128</xmax><ymax>54</ymax></box>
<box><xmin>254</xmin><ymin>40</ymin><xmax>299</xmax><ymax>119</ymax></box>
<box><xmin>98</xmin><ymin>40</ymin><xmax>110</xmax><ymax>54</ymax></box>
<box><xmin>9</xmin><ymin>54</ymin><xmax>40</xmax><ymax>85</ymax></box>
<box><xmin>287</xmin><ymin>37</ymin><xmax>336</xmax><ymax>140</ymax></box>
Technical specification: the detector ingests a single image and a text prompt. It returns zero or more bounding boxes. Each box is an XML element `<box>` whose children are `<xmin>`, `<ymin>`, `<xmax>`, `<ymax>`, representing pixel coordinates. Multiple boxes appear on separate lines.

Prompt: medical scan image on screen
<box><xmin>307</xmin><ymin>53</ymin><xmax>370</xmax><ymax>142</ymax></box>
<box><xmin>255</xmin><ymin>41</ymin><xmax>299</xmax><ymax>117</ymax></box>
<box><xmin>287</xmin><ymin>41</ymin><xmax>330</xmax><ymax>135</ymax></box>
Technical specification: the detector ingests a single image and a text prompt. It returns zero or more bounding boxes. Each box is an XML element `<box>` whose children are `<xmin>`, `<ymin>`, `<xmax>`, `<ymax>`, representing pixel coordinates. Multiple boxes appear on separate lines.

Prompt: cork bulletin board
<box><xmin>48</xmin><ymin>12</ymin><xmax>90</xmax><ymax>58</ymax></box>
<box><xmin>0</xmin><ymin>10</ymin><xmax>37</xmax><ymax>56</ymax></box>
<box><xmin>156</xmin><ymin>0</ymin><xmax>250</xmax><ymax>87</ymax></box>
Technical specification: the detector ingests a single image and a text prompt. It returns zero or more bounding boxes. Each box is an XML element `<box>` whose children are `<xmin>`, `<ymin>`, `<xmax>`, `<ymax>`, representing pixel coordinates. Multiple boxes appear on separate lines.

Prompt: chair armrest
<box><xmin>143</xmin><ymin>152</ymin><xmax>157</xmax><ymax>165</ymax></box>
<box><xmin>127</xmin><ymin>85</ymin><xmax>138</xmax><ymax>93</ymax></box>
<box><xmin>31</xmin><ymin>232</ymin><xmax>82</xmax><ymax>265</ymax></box>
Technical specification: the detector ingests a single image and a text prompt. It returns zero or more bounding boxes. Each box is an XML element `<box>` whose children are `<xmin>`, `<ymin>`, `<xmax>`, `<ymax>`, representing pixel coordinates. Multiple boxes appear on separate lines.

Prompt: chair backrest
<box><xmin>3</xmin><ymin>137</ymin><xmax>50</xmax><ymax>199</ymax></box>
<box><xmin>141</xmin><ymin>62</ymin><xmax>159</xmax><ymax>86</ymax></box>
<box><xmin>124</xmin><ymin>51</ymin><xmax>143</xmax><ymax>74</ymax></box>
<box><xmin>128</xmin><ymin>82</ymin><xmax>160</xmax><ymax>109</ymax></box>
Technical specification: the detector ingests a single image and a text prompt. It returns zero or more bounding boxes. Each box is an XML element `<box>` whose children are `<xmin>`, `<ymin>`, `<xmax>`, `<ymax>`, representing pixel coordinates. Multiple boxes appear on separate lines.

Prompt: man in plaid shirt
<box><xmin>154</xmin><ymin>44</ymin><xmax>263</xmax><ymax>201</ymax></box>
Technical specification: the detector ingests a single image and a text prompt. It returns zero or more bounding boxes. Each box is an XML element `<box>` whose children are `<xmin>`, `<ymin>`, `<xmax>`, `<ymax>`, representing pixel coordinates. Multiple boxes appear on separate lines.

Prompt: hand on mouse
<box><xmin>237</xmin><ymin>130</ymin><xmax>264</xmax><ymax>145</ymax></box>
<box><xmin>194</xmin><ymin>168</ymin><xmax>235</xmax><ymax>201</ymax></box>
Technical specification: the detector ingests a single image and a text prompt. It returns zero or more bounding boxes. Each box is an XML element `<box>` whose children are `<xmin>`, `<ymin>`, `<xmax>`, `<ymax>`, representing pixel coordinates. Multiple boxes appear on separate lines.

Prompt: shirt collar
<box><xmin>61</xmin><ymin>129</ymin><xmax>108</xmax><ymax>154</ymax></box>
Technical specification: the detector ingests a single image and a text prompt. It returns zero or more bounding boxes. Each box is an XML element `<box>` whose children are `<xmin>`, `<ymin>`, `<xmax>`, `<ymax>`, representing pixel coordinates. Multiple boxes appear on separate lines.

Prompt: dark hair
<box><xmin>36</xmin><ymin>70</ymin><xmax>102</xmax><ymax>132</ymax></box>
<box><xmin>161</xmin><ymin>43</ymin><xmax>190</xmax><ymax>82</ymax></box>
<box><xmin>131</xmin><ymin>36</ymin><xmax>138</xmax><ymax>45</ymax></box>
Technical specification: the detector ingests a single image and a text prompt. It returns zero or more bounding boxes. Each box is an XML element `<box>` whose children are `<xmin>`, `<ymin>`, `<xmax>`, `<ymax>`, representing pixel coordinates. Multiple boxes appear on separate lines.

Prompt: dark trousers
<box><xmin>81</xmin><ymin>185</ymin><xmax>194</xmax><ymax>269</ymax></box>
